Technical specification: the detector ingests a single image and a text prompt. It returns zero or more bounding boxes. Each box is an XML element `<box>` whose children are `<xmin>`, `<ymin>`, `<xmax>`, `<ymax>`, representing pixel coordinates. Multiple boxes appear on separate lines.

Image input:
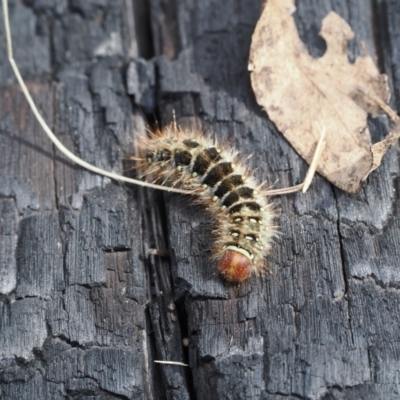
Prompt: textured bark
<box><xmin>1</xmin><ymin>0</ymin><xmax>400</xmax><ymax>399</ymax></box>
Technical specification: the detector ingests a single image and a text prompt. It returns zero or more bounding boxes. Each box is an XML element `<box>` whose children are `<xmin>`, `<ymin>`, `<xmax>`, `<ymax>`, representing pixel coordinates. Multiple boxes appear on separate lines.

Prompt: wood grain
<box><xmin>1</xmin><ymin>0</ymin><xmax>400</xmax><ymax>399</ymax></box>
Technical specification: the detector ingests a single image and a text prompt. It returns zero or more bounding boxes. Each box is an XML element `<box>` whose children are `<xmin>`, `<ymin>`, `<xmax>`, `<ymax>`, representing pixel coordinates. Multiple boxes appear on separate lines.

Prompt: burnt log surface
<box><xmin>0</xmin><ymin>0</ymin><xmax>400</xmax><ymax>399</ymax></box>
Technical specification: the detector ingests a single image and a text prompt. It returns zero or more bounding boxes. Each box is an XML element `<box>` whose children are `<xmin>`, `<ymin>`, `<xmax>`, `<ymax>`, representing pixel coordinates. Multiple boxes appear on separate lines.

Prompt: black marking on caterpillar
<box><xmin>136</xmin><ymin>125</ymin><xmax>277</xmax><ymax>282</ymax></box>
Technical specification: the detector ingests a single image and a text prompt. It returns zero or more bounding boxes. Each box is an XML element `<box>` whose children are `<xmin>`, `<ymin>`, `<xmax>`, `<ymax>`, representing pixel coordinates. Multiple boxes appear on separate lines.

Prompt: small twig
<box><xmin>154</xmin><ymin>360</ymin><xmax>188</xmax><ymax>367</ymax></box>
<box><xmin>302</xmin><ymin>124</ymin><xmax>326</xmax><ymax>193</ymax></box>
<box><xmin>264</xmin><ymin>125</ymin><xmax>326</xmax><ymax>196</ymax></box>
<box><xmin>264</xmin><ymin>183</ymin><xmax>304</xmax><ymax>196</ymax></box>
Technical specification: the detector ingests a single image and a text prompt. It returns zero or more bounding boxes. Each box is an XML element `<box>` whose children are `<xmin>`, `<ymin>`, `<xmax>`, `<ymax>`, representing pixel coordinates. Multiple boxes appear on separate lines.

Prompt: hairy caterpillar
<box><xmin>136</xmin><ymin>124</ymin><xmax>277</xmax><ymax>282</ymax></box>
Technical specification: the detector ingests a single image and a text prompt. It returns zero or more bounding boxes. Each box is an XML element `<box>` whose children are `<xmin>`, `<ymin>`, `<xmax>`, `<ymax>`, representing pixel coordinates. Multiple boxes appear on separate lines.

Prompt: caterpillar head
<box><xmin>218</xmin><ymin>246</ymin><xmax>253</xmax><ymax>282</ymax></box>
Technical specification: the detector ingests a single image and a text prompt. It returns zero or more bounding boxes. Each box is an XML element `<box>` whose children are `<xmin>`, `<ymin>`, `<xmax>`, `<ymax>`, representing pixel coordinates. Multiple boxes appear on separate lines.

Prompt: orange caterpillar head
<box><xmin>217</xmin><ymin>246</ymin><xmax>253</xmax><ymax>282</ymax></box>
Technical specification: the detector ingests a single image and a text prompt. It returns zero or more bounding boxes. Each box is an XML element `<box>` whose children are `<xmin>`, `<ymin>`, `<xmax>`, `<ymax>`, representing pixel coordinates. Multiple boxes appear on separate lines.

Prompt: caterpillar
<box><xmin>135</xmin><ymin>124</ymin><xmax>277</xmax><ymax>283</ymax></box>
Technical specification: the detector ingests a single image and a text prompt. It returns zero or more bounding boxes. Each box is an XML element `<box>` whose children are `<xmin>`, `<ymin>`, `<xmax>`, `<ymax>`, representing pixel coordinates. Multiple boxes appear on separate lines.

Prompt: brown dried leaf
<box><xmin>248</xmin><ymin>0</ymin><xmax>397</xmax><ymax>193</ymax></box>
